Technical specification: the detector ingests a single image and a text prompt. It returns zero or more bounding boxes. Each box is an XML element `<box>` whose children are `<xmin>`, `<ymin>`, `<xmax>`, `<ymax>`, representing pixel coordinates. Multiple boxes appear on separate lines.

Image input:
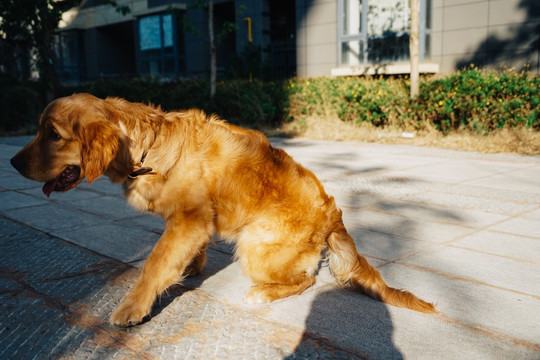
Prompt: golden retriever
<box><xmin>10</xmin><ymin>93</ymin><xmax>435</xmax><ymax>326</ymax></box>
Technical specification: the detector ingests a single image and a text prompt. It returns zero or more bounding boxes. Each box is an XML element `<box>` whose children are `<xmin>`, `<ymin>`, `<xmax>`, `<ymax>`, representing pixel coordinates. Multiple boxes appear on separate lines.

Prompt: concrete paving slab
<box><xmin>436</xmin><ymin>183</ymin><xmax>540</xmax><ymax>205</ymax></box>
<box><xmin>69</xmin><ymin>195</ymin><xmax>143</xmax><ymax>220</ymax></box>
<box><xmin>346</xmin><ymin>226</ymin><xmax>430</xmax><ymax>262</ymax></box>
<box><xmin>322</xmin><ymin>174</ymin><xmax>432</xmax><ymax>199</ymax></box>
<box><xmin>365</xmin><ymin>199</ymin><xmax>467</xmax><ymax>223</ymax></box>
<box><xmin>382</xmin><ymin>159</ymin><xmax>526</xmax><ymax>184</ymax></box>
<box><xmin>399</xmin><ymin>189</ymin><xmax>539</xmax><ymax>215</ymax></box>
<box><xmin>3</xmin><ymin>203</ymin><xmax>105</xmax><ymax>232</ymax></box>
<box><xmin>325</xmin><ymin>186</ymin><xmax>381</xmax><ymax>209</ymax></box>
<box><xmin>379</xmin><ymin>262</ymin><xmax>540</xmax><ymax>345</ymax></box>
<box><xmin>462</xmin><ymin>166</ymin><xmax>540</xmax><ymax>194</ymax></box>
<box><xmin>76</xmin><ymin>178</ymin><xmax>126</xmax><ymax>196</ymax></box>
<box><xmin>21</xmin><ymin>186</ymin><xmax>103</xmax><ymax>202</ymax></box>
<box><xmin>51</xmin><ymin>224</ymin><xmax>160</xmax><ymax>263</ymax></box>
<box><xmin>369</xmin><ymin>200</ymin><xmax>510</xmax><ymax>228</ymax></box>
<box><xmin>524</xmin><ymin>208</ymin><xmax>540</xmax><ymax>220</ymax></box>
<box><xmin>452</xmin><ymin>230</ymin><xmax>540</xmax><ymax>263</ymax></box>
<box><xmin>342</xmin><ymin>207</ymin><xmax>475</xmax><ymax>244</ymax></box>
<box><xmin>401</xmin><ymin>246</ymin><xmax>540</xmax><ymax>296</ymax></box>
<box><xmin>116</xmin><ymin>214</ymin><xmax>165</xmax><ymax>233</ymax></box>
<box><xmin>487</xmin><ymin>216</ymin><xmax>540</xmax><ymax>239</ymax></box>
<box><xmin>0</xmin><ymin>191</ymin><xmax>49</xmax><ymax>211</ymax></box>
<box><xmin>388</xmin><ymin>305</ymin><xmax>538</xmax><ymax>360</ymax></box>
<box><xmin>0</xmin><ymin>174</ymin><xmax>42</xmax><ymax>191</ymax></box>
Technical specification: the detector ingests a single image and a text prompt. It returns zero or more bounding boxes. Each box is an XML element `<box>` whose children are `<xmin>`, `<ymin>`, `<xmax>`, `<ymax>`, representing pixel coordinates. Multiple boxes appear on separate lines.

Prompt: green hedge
<box><xmin>62</xmin><ymin>78</ymin><xmax>288</xmax><ymax>129</ymax></box>
<box><xmin>1</xmin><ymin>68</ymin><xmax>538</xmax><ymax>135</ymax></box>
<box><xmin>0</xmin><ymin>74</ymin><xmax>47</xmax><ymax>134</ymax></box>
<box><xmin>289</xmin><ymin>68</ymin><xmax>539</xmax><ymax>134</ymax></box>
<box><xmin>419</xmin><ymin>68</ymin><xmax>539</xmax><ymax>133</ymax></box>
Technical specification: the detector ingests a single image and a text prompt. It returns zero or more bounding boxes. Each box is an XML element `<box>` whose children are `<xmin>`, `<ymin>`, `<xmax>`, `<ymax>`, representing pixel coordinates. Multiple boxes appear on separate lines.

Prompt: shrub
<box><xmin>288</xmin><ymin>68</ymin><xmax>539</xmax><ymax>134</ymax></box>
<box><xmin>65</xmin><ymin>77</ymin><xmax>166</xmax><ymax>106</ymax></box>
<box><xmin>64</xmin><ymin>78</ymin><xmax>288</xmax><ymax>129</ymax></box>
<box><xmin>418</xmin><ymin>67</ymin><xmax>540</xmax><ymax>133</ymax></box>
<box><xmin>0</xmin><ymin>74</ymin><xmax>46</xmax><ymax>134</ymax></box>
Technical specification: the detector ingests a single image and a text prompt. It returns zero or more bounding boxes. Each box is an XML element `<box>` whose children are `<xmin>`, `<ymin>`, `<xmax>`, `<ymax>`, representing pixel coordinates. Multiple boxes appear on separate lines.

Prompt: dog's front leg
<box><xmin>111</xmin><ymin>210</ymin><xmax>213</xmax><ymax>326</ymax></box>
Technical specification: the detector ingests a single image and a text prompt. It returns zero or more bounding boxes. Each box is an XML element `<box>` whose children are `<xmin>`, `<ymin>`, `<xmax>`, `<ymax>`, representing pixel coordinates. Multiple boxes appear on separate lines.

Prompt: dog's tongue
<box><xmin>42</xmin><ymin>165</ymin><xmax>81</xmax><ymax>198</ymax></box>
<box><xmin>42</xmin><ymin>178</ymin><xmax>58</xmax><ymax>198</ymax></box>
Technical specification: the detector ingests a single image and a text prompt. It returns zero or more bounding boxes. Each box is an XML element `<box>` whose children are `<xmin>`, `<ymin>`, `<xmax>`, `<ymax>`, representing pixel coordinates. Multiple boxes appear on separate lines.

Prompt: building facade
<box><xmin>53</xmin><ymin>0</ymin><xmax>539</xmax><ymax>84</ymax></box>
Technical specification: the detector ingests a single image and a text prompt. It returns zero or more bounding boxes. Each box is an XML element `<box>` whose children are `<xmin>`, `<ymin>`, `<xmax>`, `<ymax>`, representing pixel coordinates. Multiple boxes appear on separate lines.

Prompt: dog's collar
<box><xmin>128</xmin><ymin>151</ymin><xmax>154</xmax><ymax>179</ymax></box>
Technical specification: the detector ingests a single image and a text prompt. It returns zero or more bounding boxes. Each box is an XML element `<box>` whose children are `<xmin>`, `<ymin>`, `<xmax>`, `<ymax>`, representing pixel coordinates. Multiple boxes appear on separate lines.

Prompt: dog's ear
<box><xmin>79</xmin><ymin>121</ymin><xmax>121</xmax><ymax>184</ymax></box>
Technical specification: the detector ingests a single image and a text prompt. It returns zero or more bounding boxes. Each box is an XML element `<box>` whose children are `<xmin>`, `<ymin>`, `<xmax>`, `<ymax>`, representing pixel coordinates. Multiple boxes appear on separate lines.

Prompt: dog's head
<box><xmin>10</xmin><ymin>93</ymin><xmax>130</xmax><ymax>197</ymax></box>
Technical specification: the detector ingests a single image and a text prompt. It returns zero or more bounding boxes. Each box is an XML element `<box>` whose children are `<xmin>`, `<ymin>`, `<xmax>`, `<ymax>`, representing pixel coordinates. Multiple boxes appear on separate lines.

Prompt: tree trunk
<box><xmin>208</xmin><ymin>0</ymin><xmax>216</xmax><ymax>99</ymax></box>
<box><xmin>39</xmin><ymin>32</ymin><xmax>61</xmax><ymax>99</ymax></box>
<box><xmin>409</xmin><ymin>0</ymin><xmax>420</xmax><ymax>99</ymax></box>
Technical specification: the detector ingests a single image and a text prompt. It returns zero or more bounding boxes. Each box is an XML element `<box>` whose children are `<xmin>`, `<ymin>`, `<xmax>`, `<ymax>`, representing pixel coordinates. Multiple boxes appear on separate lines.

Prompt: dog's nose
<box><xmin>10</xmin><ymin>155</ymin><xmax>25</xmax><ymax>173</ymax></box>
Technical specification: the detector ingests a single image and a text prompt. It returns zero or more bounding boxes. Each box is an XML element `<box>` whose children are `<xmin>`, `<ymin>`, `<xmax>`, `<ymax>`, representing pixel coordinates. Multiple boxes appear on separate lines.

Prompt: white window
<box><xmin>338</xmin><ymin>0</ymin><xmax>431</xmax><ymax>66</ymax></box>
<box><xmin>138</xmin><ymin>13</ymin><xmax>184</xmax><ymax>77</ymax></box>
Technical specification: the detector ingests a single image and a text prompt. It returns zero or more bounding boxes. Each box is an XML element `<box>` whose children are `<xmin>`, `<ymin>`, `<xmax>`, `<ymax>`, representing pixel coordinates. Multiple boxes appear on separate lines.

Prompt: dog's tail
<box><xmin>327</xmin><ymin>224</ymin><xmax>436</xmax><ymax>313</ymax></box>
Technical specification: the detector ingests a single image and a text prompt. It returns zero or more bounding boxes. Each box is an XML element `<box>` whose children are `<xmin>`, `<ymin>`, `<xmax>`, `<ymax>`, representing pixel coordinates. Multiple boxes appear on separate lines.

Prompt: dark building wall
<box><xmin>183</xmin><ymin>0</ymin><xmax>241</xmax><ymax>78</ymax></box>
<box><xmin>84</xmin><ymin>21</ymin><xmax>136</xmax><ymax>79</ymax></box>
<box><xmin>184</xmin><ymin>7</ymin><xmax>209</xmax><ymax>78</ymax></box>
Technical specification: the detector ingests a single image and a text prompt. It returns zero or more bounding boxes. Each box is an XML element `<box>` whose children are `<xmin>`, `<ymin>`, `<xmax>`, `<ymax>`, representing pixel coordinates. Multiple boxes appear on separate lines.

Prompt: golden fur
<box><xmin>11</xmin><ymin>93</ymin><xmax>436</xmax><ymax>326</ymax></box>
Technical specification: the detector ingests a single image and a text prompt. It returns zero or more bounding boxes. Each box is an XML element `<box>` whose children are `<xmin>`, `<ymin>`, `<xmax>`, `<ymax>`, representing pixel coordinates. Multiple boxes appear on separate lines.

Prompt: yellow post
<box><xmin>244</xmin><ymin>17</ymin><xmax>253</xmax><ymax>81</ymax></box>
<box><xmin>243</xmin><ymin>17</ymin><xmax>252</xmax><ymax>42</ymax></box>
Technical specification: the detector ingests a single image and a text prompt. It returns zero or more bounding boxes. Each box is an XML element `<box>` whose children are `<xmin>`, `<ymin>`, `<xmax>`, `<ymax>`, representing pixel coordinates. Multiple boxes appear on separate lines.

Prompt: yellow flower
<box><xmin>306</xmin><ymin>81</ymin><xmax>310</xmax><ymax>86</ymax></box>
<box><xmin>498</xmin><ymin>98</ymin><xmax>502</xmax><ymax>102</ymax></box>
<box><xmin>438</xmin><ymin>100</ymin><xmax>444</xmax><ymax>106</ymax></box>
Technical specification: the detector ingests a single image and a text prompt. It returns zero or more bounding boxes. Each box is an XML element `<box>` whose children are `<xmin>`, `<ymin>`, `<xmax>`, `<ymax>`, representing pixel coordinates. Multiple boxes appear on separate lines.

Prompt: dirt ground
<box><xmin>272</xmin><ymin>116</ymin><xmax>540</xmax><ymax>155</ymax></box>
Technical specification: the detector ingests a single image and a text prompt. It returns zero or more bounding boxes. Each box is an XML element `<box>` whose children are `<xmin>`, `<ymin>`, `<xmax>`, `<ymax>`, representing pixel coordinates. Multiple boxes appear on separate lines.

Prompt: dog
<box><xmin>10</xmin><ymin>93</ymin><xmax>436</xmax><ymax>326</ymax></box>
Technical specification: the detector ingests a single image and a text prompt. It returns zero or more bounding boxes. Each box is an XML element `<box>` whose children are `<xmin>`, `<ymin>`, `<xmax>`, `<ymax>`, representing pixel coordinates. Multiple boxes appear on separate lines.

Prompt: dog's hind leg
<box><xmin>238</xmin><ymin>225</ymin><xmax>325</xmax><ymax>304</ymax></box>
<box><xmin>110</xmin><ymin>209</ymin><xmax>213</xmax><ymax>326</ymax></box>
<box><xmin>244</xmin><ymin>273</ymin><xmax>316</xmax><ymax>304</ymax></box>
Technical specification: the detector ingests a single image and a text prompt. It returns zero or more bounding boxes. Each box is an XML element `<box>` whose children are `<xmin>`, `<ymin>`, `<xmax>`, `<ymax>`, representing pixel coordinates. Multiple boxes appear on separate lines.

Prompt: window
<box><xmin>338</xmin><ymin>0</ymin><xmax>431</xmax><ymax>66</ymax></box>
<box><xmin>138</xmin><ymin>13</ymin><xmax>185</xmax><ymax>77</ymax></box>
<box><xmin>52</xmin><ymin>31</ymin><xmax>85</xmax><ymax>85</ymax></box>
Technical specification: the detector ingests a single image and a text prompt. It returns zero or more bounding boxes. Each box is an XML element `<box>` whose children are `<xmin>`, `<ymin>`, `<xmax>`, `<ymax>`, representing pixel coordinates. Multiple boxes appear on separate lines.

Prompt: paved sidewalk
<box><xmin>1</xmin><ymin>135</ymin><xmax>539</xmax><ymax>359</ymax></box>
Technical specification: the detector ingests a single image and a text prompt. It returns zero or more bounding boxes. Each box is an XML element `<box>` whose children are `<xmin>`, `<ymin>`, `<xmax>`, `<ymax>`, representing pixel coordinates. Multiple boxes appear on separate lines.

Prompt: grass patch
<box><xmin>278</xmin><ymin>116</ymin><xmax>540</xmax><ymax>155</ymax></box>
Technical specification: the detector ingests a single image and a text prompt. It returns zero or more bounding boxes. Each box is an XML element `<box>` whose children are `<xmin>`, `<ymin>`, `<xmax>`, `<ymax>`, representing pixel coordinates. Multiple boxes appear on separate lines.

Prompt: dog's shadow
<box><xmin>286</xmin><ymin>288</ymin><xmax>403</xmax><ymax>359</ymax></box>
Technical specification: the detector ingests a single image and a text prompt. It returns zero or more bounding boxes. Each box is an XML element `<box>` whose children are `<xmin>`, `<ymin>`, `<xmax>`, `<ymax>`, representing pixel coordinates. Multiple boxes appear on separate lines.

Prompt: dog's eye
<box><xmin>49</xmin><ymin>128</ymin><xmax>61</xmax><ymax>141</ymax></box>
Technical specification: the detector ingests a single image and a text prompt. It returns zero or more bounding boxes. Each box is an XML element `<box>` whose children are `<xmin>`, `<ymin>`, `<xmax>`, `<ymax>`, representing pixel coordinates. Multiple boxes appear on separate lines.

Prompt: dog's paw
<box><xmin>244</xmin><ymin>286</ymin><xmax>273</xmax><ymax>304</ymax></box>
<box><xmin>110</xmin><ymin>299</ymin><xmax>149</xmax><ymax>327</ymax></box>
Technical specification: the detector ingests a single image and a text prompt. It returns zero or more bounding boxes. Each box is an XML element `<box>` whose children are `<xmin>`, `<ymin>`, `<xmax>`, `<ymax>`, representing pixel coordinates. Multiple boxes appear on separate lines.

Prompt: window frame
<box><xmin>136</xmin><ymin>12</ymin><xmax>185</xmax><ymax>77</ymax></box>
<box><xmin>52</xmin><ymin>30</ymin><xmax>86</xmax><ymax>84</ymax></box>
<box><xmin>337</xmin><ymin>0</ymin><xmax>431</xmax><ymax>66</ymax></box>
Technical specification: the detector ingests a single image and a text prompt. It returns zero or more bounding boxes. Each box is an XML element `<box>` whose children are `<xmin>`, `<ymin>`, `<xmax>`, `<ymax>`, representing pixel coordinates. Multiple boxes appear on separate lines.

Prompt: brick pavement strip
<box><xmin>0</xmin><ymin>216</ymin><xmax>366</xmax><ymax>360</ymax></box>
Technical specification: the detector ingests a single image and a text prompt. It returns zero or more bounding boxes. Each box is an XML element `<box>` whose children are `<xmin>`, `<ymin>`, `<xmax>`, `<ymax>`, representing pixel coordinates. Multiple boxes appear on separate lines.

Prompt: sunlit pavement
<box><xmin>1</xmin><ymin>135</ymin><xmax>539</xmax><ymax>359</ymax></box>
